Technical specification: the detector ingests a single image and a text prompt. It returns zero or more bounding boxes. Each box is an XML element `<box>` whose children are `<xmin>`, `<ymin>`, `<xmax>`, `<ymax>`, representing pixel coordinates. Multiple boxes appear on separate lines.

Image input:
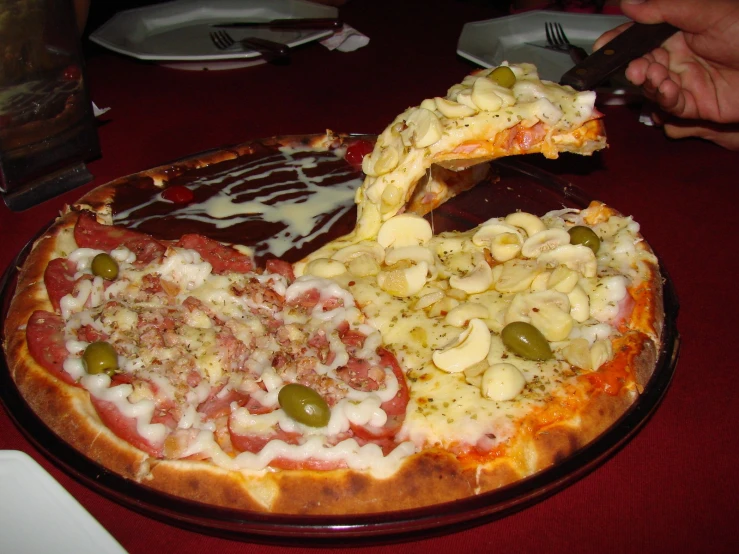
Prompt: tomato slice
<box><xmin>344</xmin><ymin>139</ymin><xmax>374</xmax><ymax>169</ymax></box>
<box><xmin>198</xmin><ymin>388</ymin><xmax>250</xmax><ymax>420</ymax></box>
<box><xmin>26</xmin><ymin>311</ymin><xmax>76</xmax><ymax>385</ymax></box>
<box><xmin>62</xmin><ymin>64</ymin><xmax>81</xmax><ymax>81</ymax></box>
<box><xmin>265</xmin><ymin>258</ymin><xmax>295</xmax><ymax>281</ymax></box>
<box><xmin>161</xmin><ymin>185</ymin><xmax>195</xmax><ymax>204</ymax></box>
<box><xmin>176</xmin><ymin>234</ymin><xmax>253</xmax><ymax>274</ymax></box>
<box><xmin>348</xmin><ymin>348</ymin><xmax>410</xmax><ymax>448</ymax></box>
<box><xmin>377</xmin><ymin>348</ymin><xmax>410</xmax><ymax>416</ymax></box>
<box><xmin>43</xmin><ymin>258</ymin><xmax>78</xmax><ymax>312</ymax></box>
<box><xmin>228</xmin><ymin>423</ymin><xmax>301</xmax><ymax>454</ymax></box>
<box><xmin>74</xmin><ymin>212</ymin><xmax>166</xmax><ymax>264</ymax></box>
<box><xmin>90</xmin><ymin>396</ymin><xmax>164</xmax><ymax>457</ymax></box>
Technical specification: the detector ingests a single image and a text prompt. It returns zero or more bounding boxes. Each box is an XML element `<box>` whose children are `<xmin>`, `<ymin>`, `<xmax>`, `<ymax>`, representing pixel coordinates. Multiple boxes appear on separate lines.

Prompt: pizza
<box><xmin>2</xmin><ymin>63</ymin><xmax>664</xmax><ymax>515</ymax></box>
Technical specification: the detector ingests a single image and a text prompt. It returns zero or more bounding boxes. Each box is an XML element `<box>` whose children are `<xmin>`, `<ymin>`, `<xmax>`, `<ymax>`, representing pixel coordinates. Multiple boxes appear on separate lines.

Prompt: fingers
<box><xmin>624</xmin><ymin>51</ymin><xmax>659</xmax><ymax>88</ymax></box>
<box><xmin>620</xmin><ymin>0</ymin><xmax>734</xmax><ymax>32</ymax></box>
<box><xmin>625</xmin><ymin>58</ymin><xmax>649</xmax><ymax>86</ymax></box>
<box><xmin>644</xmin><ymin>61</ymin><xmax>671</xmax><ymax>94</ymax></box>
<box><xmin>662</xmin><ymin>120</ymin><xmax>739</xmax><ymax>150</ymax></box>
<box><xmin>625</xmin><ymin>50</ymin><xmax>692</xmax><ymax>118</ymax></box>
<box><xmin>656</xmin><ymin>79</ymin><xmax>685</xmax><ymax>113</ymax></box>
<box><xmin>620</xmin><ymin>0</ymin><xmax>668</xmax><ymax>25</ymax></box>
<box><xmin>593</xmin><ymin>22</ymin><xmax>633</xmax><ymax>51</ymax></box>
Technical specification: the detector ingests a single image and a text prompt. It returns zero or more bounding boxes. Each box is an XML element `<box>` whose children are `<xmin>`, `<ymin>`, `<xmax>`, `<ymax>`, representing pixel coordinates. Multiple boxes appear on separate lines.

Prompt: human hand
<box><xmin>594</xmin><ymin>0</ymin><xmax>739</xmax><ymax>148</ymax></box>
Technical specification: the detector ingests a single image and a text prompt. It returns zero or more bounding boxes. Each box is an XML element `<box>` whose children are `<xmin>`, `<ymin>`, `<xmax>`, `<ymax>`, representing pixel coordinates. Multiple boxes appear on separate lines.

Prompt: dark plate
<box><xmin>0</xmin><ymin>136</ymin><xmax>679</xmax><ymax>545</ymax></box>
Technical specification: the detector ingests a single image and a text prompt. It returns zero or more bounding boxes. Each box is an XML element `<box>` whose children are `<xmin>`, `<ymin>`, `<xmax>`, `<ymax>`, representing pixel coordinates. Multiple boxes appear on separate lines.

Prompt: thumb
<box><xmin>620</xmin><ymin>0</ymin><xmax>671</xmax><ymax>24</ymax></box>
<box><xmin>620</xmin><ymin>0</ymin><xmax>729</xmax><ymax>31</ymax></box>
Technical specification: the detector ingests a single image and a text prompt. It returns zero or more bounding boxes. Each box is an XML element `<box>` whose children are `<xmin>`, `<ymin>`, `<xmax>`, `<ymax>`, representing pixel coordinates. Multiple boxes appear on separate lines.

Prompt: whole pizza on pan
<box><xmin>3</xmin><ymin>63</ymin><xmax>664</xmax><ymax>515</ymax></box>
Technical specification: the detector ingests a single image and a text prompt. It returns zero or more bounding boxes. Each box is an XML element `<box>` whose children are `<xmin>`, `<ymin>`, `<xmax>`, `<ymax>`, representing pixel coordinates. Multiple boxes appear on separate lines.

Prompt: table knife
<box><xmin>559</xmin><ymin>22</ymin><xmax>678</xmax><ymax>91</ymax></box>
<box><xmin>212</xmin><ymin>18</ymin><xmax>342</xmax><ymax>30</ymax></box>
<box><xmin>240</xmin><ymin>38</ymin><xmax>290</xmax><ymax>64</ymax></box>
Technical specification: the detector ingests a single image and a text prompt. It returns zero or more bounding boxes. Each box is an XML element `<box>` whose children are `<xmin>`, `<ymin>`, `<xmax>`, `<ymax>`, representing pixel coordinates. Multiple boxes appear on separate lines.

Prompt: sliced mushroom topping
<box><xmin>432</xmin><ymin>318</ymin><xmax>492</xmax><ymax>373</ymax></box>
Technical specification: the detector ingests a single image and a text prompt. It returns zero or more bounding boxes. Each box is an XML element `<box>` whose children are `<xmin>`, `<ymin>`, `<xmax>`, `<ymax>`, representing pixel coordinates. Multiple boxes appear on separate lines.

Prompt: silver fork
<box><xmin>545</xmin><ymin>22</ymin><xmax>588</xmax><ymax>63</ymax></box>
<box><xmin>209</xmin><ymin>30</ymin><xmax>290</xmax><ymax>64</ymax></box>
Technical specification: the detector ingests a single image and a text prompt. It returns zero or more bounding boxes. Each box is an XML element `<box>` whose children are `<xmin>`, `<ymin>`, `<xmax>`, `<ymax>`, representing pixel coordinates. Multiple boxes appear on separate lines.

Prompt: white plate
<box><xmin>89</xmin><ymin>0</ymin><xmax>338</xmax><ymax>70</ymax></box>
<box><xmin>457</xmin><ymin>10</ymin><xmax>630</xmax><ymax>83</ymax></box>
<box><xmin>0</xmin><ymin>450</ymin><xmax>126</xmax><ymax>554</ymax></box>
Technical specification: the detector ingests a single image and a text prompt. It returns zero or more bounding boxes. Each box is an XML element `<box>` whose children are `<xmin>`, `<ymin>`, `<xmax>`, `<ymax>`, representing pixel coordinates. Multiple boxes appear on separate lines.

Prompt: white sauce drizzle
<box><xmin>114</xmin><ymin>146</ymin><xmax>361</xmax><ymax>258</ymax></box>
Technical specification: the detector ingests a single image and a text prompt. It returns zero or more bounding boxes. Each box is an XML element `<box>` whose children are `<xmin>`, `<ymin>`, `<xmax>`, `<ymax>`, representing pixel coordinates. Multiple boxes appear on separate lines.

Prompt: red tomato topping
<box><xmin>161</xmin><ymin>185</ymin><xmax>195</xmax><ymax>204</ymax></box>
<box><xmin>74</xmin><ymin>212</ymin><xmax>166</xmax><ymax>265</ymax></box>
<box><xmin>344</xmin><ymin>139</ymin><xmax>374</xmax><ymax>169</ymax></box>
<box><xmin>43</xmin><ymin>258</ymin><xmax>78</xmax><ymax>312</ymax></box>
<box><xmin>376</xmin><ymin>348</ymin><xmax>410</xmax><ymax>416</ymax></box>
<box><xmin>348</xmin><ymin>348</ymin><xmax>410</xmax><ymax>446</ymax></box>
<box><xmin>198</xmin><ymin>388</ymin><xmax>250</xmax><ymax>420</ymax></box>
<box><xmin>229</xmin><ymin>424</ymin><xmax>301</xmax><ymax>454</ymax></box>
<box><xmin>265</xmin><ymin>258</ymin><xmax>295</xmax><ymax>282</ymax></box>
<box><xmin>26</xmin><ymin>311</ymin><xmax>76</xmax><ymax>385</ymax></box>
<box><xmin>90</xmin><ymin>397</ymin><xmax>164</xmax><ymax>458</ymax></box>
<box><xmin>62</xmin><ymin>64</ymin><xmax>81</xmax><ymax>81</ymax></box>
<box><xmin>176</xmin><ymin>234</ymin><xmax>253</xmax><ymax>274</ymax></box>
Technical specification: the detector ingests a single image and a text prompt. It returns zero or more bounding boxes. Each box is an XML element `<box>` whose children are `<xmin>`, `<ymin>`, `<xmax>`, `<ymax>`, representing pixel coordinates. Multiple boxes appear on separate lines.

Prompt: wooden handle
<box><xmin>266</xmin><ymin>18</ymin><xmax>343</xmax><ymax>30</ymax></box>
<box><xmin>242</xmin><ymin>38</ymin><xmax>290</xmax><ymax>63</ymax></box>
<box><xmin>560</xmin><ymin>22</ymin><xmax>678</xmax><ymax>90</ymax></box>
<box><xmin>213</xmin><ymin>18</ymin><xmax>343</xmax><ymax>30</ymax></box>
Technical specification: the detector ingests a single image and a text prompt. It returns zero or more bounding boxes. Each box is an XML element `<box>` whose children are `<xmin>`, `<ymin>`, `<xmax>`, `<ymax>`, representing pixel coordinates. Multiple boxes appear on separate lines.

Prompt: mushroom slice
<box><xmin>538</xmin><ymin>244</ymin><xmax>597</xmax><ymax>278</ymax></box>
<box><xmin>449</xmin><ymin>261</ymin><xmax>494</xmax><ymax>294</ymax></box>
<box><xmin>505</xmin><ymin>212</ymin><xmax>546</xmax><ymax>237</ymax></box>
<box><xmin>400</xmin><ymin>108</ymin><xmax>443</xmax><ymax>148</ymax></box>
<box><xmin>481</xmin><ymin>363</ymin><xmax>527</xmax><ymax>401</ymax></box>
<box><xmin>432</xmin><ymin>318</ymin><xmax>492</xmax><ymax>373</ymax></box>
<box><xmin>377</xmin><ymin>214</ymin><xmax>433</xmax><ymax>249</ymax></box>
<box><xmin>521</xmin><ymin>228</ymin><xmax>571</xmax><ymax>258</ymax></box>
<box><xmin>377</xmin><ymin>261</ymin><xmax>429</xmax><ymax>297</ymax></box>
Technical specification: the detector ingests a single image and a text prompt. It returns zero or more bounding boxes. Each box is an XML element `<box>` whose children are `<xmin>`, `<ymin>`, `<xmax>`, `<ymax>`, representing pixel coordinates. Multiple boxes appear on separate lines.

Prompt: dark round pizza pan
<box><xmin>0</xmin><ymin>136</ymin><xmax>680</xmax><ymax>545</ymax></box>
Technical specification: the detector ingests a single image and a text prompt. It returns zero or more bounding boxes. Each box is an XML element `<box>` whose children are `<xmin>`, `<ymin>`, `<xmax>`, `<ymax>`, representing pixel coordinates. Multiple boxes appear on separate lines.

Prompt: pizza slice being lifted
<box><xmin>297</xmin><ymin>62</ymin><xmax>606</xmax><ymax>269</ymax></box>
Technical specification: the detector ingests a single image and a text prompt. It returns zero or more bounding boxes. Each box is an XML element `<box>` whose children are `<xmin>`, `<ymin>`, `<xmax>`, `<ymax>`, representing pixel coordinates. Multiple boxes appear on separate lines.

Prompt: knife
<box><xmin>212</xmin><ymin>18</ymin><xmax>343</xmax><ymax>30</ymax></box>
<box><xmin>239</xmin><ymin>37</ymin><xmax>291</xmax><ymax>64</ymax></box>
<box><xmin>559</xmin><ymin>22</ymin><xmax>678</xmax><ymax>91</ymax></box>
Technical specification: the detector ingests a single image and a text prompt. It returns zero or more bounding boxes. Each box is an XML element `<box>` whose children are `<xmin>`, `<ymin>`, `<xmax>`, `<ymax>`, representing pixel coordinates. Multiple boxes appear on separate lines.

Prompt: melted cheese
<box><xmin>301</xmin><ymin>202</ymin><xmax>656</xmax><ymax>453</ymax></box>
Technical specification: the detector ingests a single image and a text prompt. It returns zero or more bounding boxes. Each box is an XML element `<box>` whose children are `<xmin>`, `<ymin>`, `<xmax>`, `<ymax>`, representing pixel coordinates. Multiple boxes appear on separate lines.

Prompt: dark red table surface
<box><xmin>2</xmin><ymin>1</ymin><xmax>738</xmax><ymax>552</ymax></box>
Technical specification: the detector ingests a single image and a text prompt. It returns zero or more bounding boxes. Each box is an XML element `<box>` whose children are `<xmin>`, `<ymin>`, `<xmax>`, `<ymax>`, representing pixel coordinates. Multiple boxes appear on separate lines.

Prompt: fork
<box><xmin>209</xmin><ymin>30</ymin><xmax>290</xmax><ymax>64</ymax></box>
<box><xmin>545</xmin><ymin>22</ymin><xmax>588</xmax><ymax>63</ymax></box>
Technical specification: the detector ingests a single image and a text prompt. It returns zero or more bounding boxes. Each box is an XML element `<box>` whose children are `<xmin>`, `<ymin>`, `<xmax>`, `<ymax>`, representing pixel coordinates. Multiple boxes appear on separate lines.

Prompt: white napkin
<box><xmin>320</xmin><ymin>24</ymin><xmax>369</xmax><ymax>52</ymax></box>
<box><xmin>92</xmin><ymin>102</ymin><xmax>110</xmax><ymax>117</ymax></box>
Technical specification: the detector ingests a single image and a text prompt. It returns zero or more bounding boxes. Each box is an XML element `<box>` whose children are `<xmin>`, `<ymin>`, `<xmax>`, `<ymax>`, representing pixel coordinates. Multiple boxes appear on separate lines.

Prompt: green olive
<box><xmin>501</xmin><ymin>322</ymin><xmax>552</xmax><ymax>361</ymax></box>
<box><xmin>488</xmin><ymin>66</ymin><xmax>516</xmax><ymax>88</ymax></box>
<box><xmin>91</xmin><ymin>253</ymin><xmax>119</xmax><ymax>280</ymax></box>
<box><xmin>82</xmin><ymin>341</ymin><xmax>119</xmax><ymax>376</ymax></box>
<box><xmin>568</xmin><ymin>225</ymin><xmax>601</xmax><ymax>254</ymax></box>
<box><xmin>278</xmin><ymin>384</ymin><xmax>330</xmax><ymax>428</ymax></box>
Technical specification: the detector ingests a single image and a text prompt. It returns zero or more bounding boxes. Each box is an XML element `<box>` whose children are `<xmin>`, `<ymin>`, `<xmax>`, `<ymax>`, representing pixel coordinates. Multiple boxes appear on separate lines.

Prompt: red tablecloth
<box><xmin>2</xmin><ymin>1</ymin><xmax>738</xmax><ymax>552</ymax></box>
